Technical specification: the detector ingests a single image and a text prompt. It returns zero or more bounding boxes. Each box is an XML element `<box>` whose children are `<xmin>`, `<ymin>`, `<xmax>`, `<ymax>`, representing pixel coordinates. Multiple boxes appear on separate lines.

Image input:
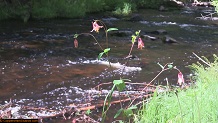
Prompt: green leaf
<box><xmin>135</xmin><ymin>30</ymin><xmax>141</xmax><ymax>36</ymax></box>
<box><xmin>131</xmin><ymin>35</ymin><xmax>136</xmax><ymax>44</ymax></box>
<box><xmin>104</xmin><ymin>48</ymin><xmax>110</xmax><ymax>53</ymax></box>
<box><xmin>98</xmin><ymin>52</ymin><xmax>104</xmax><ymax>60</ymax></box>
<box><xmin>168</xmin><ymin>64</ymin><xmax>173</xmax><ymax>69</ymax></box>
<box><xmin>85</xmin><ymin>109</ymin><xmax>91</xmax><ymax>115</ymax></box>
<box><xmin>74</xmin><ymin>34</ymin><xmax>79</xmax><ymax>38</ymax></box>
<box><xmin>113</xmin><ymin>79</ymin><xmax>123</xmax><ymax>85</ymax></box>
<box><xmin>113</xmin><ymin>79</ymin><xmax>125</xmax><ymax>92</ymax></box>
<box><xmin>123</xmin><ymin>108</ymin><xmax>133</xmax><ymax>117</ymax></box>
<box><xmin>114</xmin><ymin>108</ymin><xmax>123</xmax><ymax>118</ymax></box>
<box><xmin>128</xmin><ymin>105</ymin><xmax>137</xmax><ymax>110</ymax></box>
<box><xmin>107</xmin><ymin>28</ymin><xmax>118</xmax><ymax>32</ymax></box>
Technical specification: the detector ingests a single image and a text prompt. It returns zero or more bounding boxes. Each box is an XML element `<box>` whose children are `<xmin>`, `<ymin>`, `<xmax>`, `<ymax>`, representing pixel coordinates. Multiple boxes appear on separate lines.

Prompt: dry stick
<box><xmin>22</xmin><ymin>106</ymin><xmax>59</xmax><ymax>113</ymax></box>
<box><xmin>77</xmin><ymin>94</ymin><xmax>153</xmax><ymax>111</ymax></box>
<box><xmin>94</xmin><ymin>82</ymin><xmax>160</xmax><ymax>90</ymax></box>
<box><xmin>93</xmin><ymin>65</ymin><xmax>169</xmax><ymax>108</ymax></box>
<box><xmin>192</xmin><ymin>52</ymin><xmax>211</xmax><ymax>67</ymax></box>
<box><xmin>197</xmin><ymin>12</ymin><xmax>217</xmax><ymax>20</ymax></box>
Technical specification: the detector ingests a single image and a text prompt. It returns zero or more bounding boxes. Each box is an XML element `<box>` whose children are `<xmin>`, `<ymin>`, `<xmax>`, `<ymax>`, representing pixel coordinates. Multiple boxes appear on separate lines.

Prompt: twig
<box><xmin>192</xmin><ymin>52</ymin><xmax>211</xmax><ymax>67</ymax></box>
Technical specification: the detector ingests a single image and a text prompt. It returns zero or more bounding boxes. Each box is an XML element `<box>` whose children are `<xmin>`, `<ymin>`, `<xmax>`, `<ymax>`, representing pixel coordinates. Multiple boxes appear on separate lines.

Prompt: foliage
<box><xmin>133</xmin><ymin>0</ymin><xmax>164</xmax><ymax>9</ymax></box>
<box><xmin>212</xmin><ymin>0</ymin><xmax>218</xmax><ymax>13</ymax></box>
<box><xmin>113</xmin><ymin>2</ymin><xmax>133</xmax><ymax>16</ymax></box>
<box><xmin>134</xmin><ymin>54</ymin><xmax>218</xmax><ymax>123</ymax></box>
<box><xmin>32</xmin><ymin>0</ymin><xmax>86</xmax><ymax>19</ymax></box>
<box><xmin>0</xmin><ymin>5</ymin><xmax>9</xmax><ymax>20</ymax></box>
<box><xmin>73</xmin><ymin>19</ymin><xmax>188</xmax><ymax>123</ymax></box>
<box><xmin>0</xmin><ymin>0</ymin><xmax>166</xmax><ymax>21</ymax></box>
<box><xmin>0</xmin><ymin>1</ymin><xmax>31</xmax><ymax>22</ymax></box>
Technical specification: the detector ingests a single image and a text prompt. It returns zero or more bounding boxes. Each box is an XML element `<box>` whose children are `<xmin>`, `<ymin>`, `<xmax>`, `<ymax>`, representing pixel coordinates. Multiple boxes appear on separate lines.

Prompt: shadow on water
<box><xmin>0</xmin><ymin>8</ymin><xmax>218</xmax><ymax>122</ymax></box>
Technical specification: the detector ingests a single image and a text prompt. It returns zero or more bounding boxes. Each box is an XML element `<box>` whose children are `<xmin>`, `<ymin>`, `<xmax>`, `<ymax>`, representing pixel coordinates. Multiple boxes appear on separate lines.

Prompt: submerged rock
<box><xmin>150</xmin><ymin>29</ymin><xmax>168</xmax><ymax>35</ymax></box>
<box><xmin>161</xmin><ymin>35</ymin><xmax>179</xmax><ymax>44</ymax></box>
<box><xmin>159</xmin><ymin>5</ymin><xmax>168</xmax><ymax>11</ymax></box>
<box><xmin>141</xmin><ymin>35</ymin><xmax>158</xmax><ymax>41</ymax></box>
<box><xmin>128</xmin><ymin>14</ymin><xmax>144</xmax><ymax>22</ymax></box>
<box><xmin>109</xmin><ymin>30</ymin><xmax>132</xmax><ymax>37</ymax></box>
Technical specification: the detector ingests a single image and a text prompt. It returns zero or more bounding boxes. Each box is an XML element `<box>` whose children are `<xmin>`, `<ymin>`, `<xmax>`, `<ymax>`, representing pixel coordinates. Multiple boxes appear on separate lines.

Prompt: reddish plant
<box><xmin>90</xmin><ymin>21</ymin><xmax>103</xmax><ymax>33</ymax></box>
<box><xmin>177</xmin><ymin>72</ymin><xmax>185</xmax><ymax>86</ymax></box>
<box><xmin>74</xmin><ymin>38</ymin><xmax>78</xmax><ymax>48</ymax></box>
<box><xmin>137</xmin><ymin>38</ymin><xmax>144</xmax><ymax>49</ymax></box>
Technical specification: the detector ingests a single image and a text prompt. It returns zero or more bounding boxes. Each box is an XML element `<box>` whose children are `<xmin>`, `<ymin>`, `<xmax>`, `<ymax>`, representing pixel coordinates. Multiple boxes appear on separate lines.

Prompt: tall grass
<box><xmin>134</xmin><ymin>54</ymin><xmax>218</xmax><ymax>123</ymax></box>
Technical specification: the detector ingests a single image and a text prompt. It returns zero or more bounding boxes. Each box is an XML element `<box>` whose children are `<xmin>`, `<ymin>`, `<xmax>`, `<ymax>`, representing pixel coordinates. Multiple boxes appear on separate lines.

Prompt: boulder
<box><xmin>162</xmin><ymin>0</ymin><xmax>184</xmax><ymax>10</ymax></box>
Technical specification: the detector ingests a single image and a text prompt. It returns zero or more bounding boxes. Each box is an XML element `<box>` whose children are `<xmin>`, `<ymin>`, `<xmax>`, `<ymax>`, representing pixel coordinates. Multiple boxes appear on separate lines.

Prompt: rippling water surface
<box><xmin>0</xmin><ymin>8</ymin><xmax>218</xmax><ymax>122</ymax></box>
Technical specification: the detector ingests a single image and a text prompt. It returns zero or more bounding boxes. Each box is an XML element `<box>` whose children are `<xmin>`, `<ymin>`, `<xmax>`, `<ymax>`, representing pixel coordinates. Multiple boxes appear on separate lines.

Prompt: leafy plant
<box><xmin>73</xmin><ymin>19</ymin><xmax>186</xmax><ymax>123</ymax></box>
<box><xmin>113</xmin><ymin>2</ymin><xmax>133</xmax><ymax>16</ymax></box>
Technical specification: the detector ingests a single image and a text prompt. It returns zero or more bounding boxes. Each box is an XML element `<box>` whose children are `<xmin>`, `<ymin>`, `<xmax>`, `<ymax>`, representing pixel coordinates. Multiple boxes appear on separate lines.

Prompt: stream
<box><xmin>0</xmin><ymin>7</ymin><xmax>218</xmax><ymax>122</ymax></box>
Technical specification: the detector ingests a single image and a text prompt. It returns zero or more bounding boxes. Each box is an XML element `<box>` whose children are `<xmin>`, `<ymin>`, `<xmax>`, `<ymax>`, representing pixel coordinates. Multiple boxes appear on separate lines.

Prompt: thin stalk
<box><xmin>78</xmin><ymin>33</ymin><xmax>104</xmax><ymax>51</ymax></box>
<box><xmin>101</xmin><ymin>85</ymin><xmax>115</xmax><ymax>123</ymax></box>
<box><xmin>128</xmin><ymin>43</ymin><xmax>134</xmax><ymax>56</ymax></box>
<box><xmin>97</xmin><ymin>20</ymin><xmax>108</xmax><ymax>48</ymax></box>
<box><xmin>97</xmin><ymin>20</ymin><xmax>112</xmax><ymax>69</ymax></box>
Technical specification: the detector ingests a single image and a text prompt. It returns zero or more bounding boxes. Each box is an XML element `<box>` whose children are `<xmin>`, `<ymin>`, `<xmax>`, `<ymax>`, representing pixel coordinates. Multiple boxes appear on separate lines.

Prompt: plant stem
<box><xmin>128</xmin><ymin>43</ymin><xmax>134</xmax><ymax>56</ymax></box>
<box><xmin>78</xmin><ymin>33</ymin><xmax>104</xmax><ymax>51</ymax></box>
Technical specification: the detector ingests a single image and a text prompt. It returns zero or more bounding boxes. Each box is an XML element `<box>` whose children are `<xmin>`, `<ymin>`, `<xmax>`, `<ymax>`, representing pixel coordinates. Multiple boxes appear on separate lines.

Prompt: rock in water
<box><xmin>162</xmin><ymin>36</ymin><xmax>178</xmax><ymax>43</ymax></box>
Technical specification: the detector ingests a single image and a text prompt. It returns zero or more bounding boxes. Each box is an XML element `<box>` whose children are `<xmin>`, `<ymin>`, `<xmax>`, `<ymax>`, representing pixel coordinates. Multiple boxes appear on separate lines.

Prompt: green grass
<box><xmin>0</xmin><ymin>0</ymin><xmax>166</xmax><ymax>21</ymax></box>
<box><xmin>134</xmin><ymin>54</ymin><xmax>218</xmax><ymax>123</ymax></box>
<box><xmin>32</xmin><ymin>0</ymin><xmax>87</xmax><ymax>19</ymax></box>
<box><xmin>113</xmin><ymin>2</ymin><xmax>133</xmax><ymax>16</ymax></box>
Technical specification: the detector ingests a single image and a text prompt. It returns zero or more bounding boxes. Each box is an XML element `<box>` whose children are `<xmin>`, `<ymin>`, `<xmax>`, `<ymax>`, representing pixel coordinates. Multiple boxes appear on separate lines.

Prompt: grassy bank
<box><xmin>0</xmin><ymin>0</ymin><xmax>164</xmax><ymax>22</ymax></box>
<box><xmin>134</xmin><ymin>54</ymin><xmax>218</xmax><ymax>123</ymax></box>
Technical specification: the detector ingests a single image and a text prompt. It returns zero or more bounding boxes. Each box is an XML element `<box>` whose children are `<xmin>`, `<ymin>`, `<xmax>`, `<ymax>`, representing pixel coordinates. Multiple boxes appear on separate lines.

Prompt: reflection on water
<box><xmin>0</xmin><ymin>8</ymin><xmax>218</xmax><ymax>122</ymax></box>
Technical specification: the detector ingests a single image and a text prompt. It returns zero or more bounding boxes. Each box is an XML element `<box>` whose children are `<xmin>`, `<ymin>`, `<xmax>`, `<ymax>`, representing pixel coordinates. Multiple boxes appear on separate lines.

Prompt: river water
<box><xmin>0</xmin><ymin>7</ymin><xmax>218</xmax><ymax>122</ymax></box>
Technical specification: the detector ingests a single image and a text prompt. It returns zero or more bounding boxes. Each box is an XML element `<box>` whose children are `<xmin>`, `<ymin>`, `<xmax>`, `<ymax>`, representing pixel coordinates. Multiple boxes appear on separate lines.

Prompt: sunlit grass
<box><xmin>113</xmin><ymin>2</ymin><xmax>132</xmax><ymax>16</ymax></box>
<box><xmin>134</xmin><ymin>55</ymin><xmax>218</xmax><ymax>123</ymax></box>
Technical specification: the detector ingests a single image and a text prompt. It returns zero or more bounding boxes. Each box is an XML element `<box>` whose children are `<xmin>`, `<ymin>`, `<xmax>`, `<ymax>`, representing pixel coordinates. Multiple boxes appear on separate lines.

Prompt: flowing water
<box><xmin>0</xmin><ymin>7</ymin><xmax>218</xmax><ymax>122</ymax></box>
